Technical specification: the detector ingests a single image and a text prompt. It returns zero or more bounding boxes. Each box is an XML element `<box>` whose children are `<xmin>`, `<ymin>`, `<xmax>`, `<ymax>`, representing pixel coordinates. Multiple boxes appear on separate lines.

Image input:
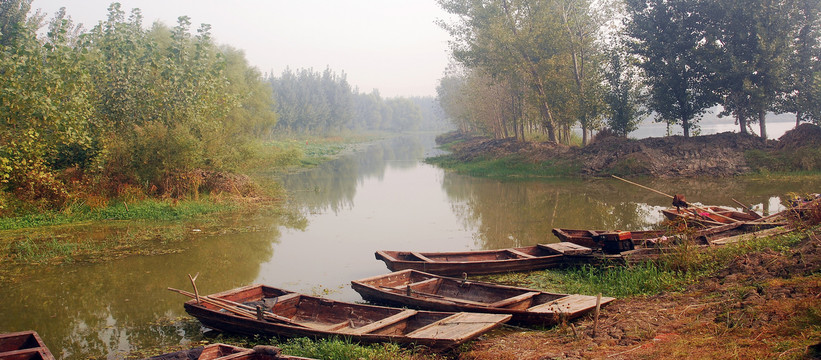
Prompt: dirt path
<box><xmin>459</xmin><ymin>231</ymin><xmax>821</xmax><ymax>359</ymax></box>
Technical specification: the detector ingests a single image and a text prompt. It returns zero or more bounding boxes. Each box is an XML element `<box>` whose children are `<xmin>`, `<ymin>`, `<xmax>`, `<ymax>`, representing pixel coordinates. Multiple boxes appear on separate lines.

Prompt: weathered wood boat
<box><xmin>551</xmin><ymin>229</ymin><xmax>669</xmax><ymax>249</ymax></box>
<box><xmin>179</xmin><ymin>284</ymin><xmax>511</xmax><ymax>352</ymax></box>
<box><xmin>374</xmin><ymin>243</ymin><xmax>591</xmax><ymax>276</ymax></box>
<box><xmin>146</xmin><ymin>343</ymin><xmax>314</xmax><ymax>360</ymax></box>
<box><xmin>351</xmin><ymin>269</ymin><xmax>615</xmax><ymax>326</ymax></box>
<box><xmin>661</xmin><ymin>206</ymin><xmax>761</xmax><ymax>227</ymax></box>
<box><xmin>0</xmin><ymin>331</ymin><xmax>55</xmax><ymax>360</ymax></box>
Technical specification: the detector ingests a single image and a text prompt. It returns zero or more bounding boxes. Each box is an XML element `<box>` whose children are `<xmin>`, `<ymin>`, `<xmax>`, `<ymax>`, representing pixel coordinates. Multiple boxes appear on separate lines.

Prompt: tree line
<box><xmin>0</xmin><ymin>1</ymin><xmax>446</xmax><ymax>212</ymax></box>
<box><xmin>267</xmin><ymin>67</ymin><xmax>447</xmax><ymax>134</ymax></box>
<box><xmin>435</xmin><ymin>0</ymin><xmax>821</xmax><ymax>143</ymax></box>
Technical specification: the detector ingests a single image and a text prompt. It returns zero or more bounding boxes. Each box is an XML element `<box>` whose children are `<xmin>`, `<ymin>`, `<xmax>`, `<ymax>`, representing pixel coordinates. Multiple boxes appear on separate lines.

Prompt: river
<box><xmin>1</xmin><ymin>133</ymin><xmax>819</xmax><ymax>359</ymax></box>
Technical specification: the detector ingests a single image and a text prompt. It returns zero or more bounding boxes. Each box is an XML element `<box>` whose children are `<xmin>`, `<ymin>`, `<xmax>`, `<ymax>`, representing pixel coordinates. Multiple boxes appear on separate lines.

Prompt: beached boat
<box><xmin>146</xmin><ymin>343</ymin><xmax>313</xmax><ymax>360</ymax></box>
<box><xmin>551</xmin><ymin>229</ymin><xmax>669</xmax><ymax>249</ymax></box>
<box><xmin>179</xmin><ymin>284</ymin><xmax>511</xmax><ymax>352</ymax></box>
<box><xmin>351</xmin><ymin>269</ymin><xmax>615</xmax><ymax>326</ymax></box>
<box><xmin>374</xmin><ymin>242</ymin><xmax>592</xmax><ymax>276</ymax></box>
<box><xmin>0</xmin><ymin>331</ymin><xmax>55</xmax><ymax>360</ymax></box>
<box><xmin>661</xmin><ymin>206</ymin><xmax>760</xmax><ymax>227</ymax></box>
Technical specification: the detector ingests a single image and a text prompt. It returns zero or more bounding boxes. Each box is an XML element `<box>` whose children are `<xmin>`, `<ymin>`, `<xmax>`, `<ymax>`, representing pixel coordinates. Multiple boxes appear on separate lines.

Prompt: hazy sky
<box><xmin>30</xmin><ymin>0</ymin><xmax>452</xmax><ymax>98</ymax></box>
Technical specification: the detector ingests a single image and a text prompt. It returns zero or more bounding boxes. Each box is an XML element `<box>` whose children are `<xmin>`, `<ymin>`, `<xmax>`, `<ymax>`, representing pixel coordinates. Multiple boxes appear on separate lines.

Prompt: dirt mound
<box><xmin>580</xmin><ymin>131</ymin><xmax>772</xmax><ymax>177</ymax></box>
<box><xmin>778</xmin><ymin>123</ymin><xmax>821</xmax><ymax>150</ymax></box>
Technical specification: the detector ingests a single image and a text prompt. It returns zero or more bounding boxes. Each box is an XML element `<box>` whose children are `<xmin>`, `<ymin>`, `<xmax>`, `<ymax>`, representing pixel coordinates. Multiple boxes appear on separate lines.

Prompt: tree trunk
<box><xmin>739</xmin><ymin>116</ymin><xmax>747</xmax><ymax>134</ymax></box>
<box><xmin>682</xmin><ymin>118</ymin><xmax>690</xmax><ymax>137</ymax></box>
<box><xmin>759</xmin><ymin>110</ymin><xmax>767</xmax><ymax>139</ymax></box>
<box><xmin>796</xmin><ymin>111</ymin><xmax>802</xmax><ymax>128</ymax></box>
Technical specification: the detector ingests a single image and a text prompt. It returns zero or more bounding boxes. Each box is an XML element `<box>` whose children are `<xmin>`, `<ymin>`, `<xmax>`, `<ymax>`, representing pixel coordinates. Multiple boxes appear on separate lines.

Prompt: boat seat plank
<box><xmin>338</xmin><ymin>309</ymin><xmax>418</xmax><ymax>335</ymax></box>
<box><xmin>538</xmin><ymin>242</ymin><xmax>592</xmax><ymax>255</ymax></box>
<box><xmin>406</xmin><ymin>313</ymin><xmax>510</xmax><ymax>339</ymax></box>
<box><xmin>411</xmin><ymin>252</ymin><xmax>435</xmax><ymax>262</ymax></box>
<box><xmin>393</xmin><ymin>277</ymin><xmax>438</xmax><ymax>291</ymax></box>
<box><xmin>527</xmin><ymin>294</ymin><xmax>614</xmax><ymax>313</ymax></box>
<box><xmin>488</xmin><ymin>291</ymin><xmax>540</xmax><ymax>308</ymax></box>
<box><xmin>506</xmin><ymin>249</ymin><xmax>535</xmax><ymax>258</ymax></box>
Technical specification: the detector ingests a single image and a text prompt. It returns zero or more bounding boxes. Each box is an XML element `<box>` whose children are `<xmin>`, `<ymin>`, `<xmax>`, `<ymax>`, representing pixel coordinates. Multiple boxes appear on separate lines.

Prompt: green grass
<box><xmin>0</xmin><ymin>197</ymin><xmax>236</xmax><ymax>231</ymax></box>
<box><xmin>485</xmin><ymin>229</ymin><xmax>809</xmax><ymax>298</ymax></box>
<box><xmin>426</xmin><ymin>154</ymin><xmax>581</xmax><ymax>178</ymax></box>
<box><xmin>200</xmin><ymin>335</ymin><xmax>439</xmax><ymax>360</ymax></box>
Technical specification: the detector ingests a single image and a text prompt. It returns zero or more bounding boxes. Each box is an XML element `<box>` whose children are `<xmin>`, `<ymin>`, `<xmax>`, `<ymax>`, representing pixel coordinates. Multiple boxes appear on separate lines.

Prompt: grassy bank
<box><xmin>426</xmin><ymin>154</ymin><xmax>581</xmax><ymax>178</ymax></box>
<box><xmin>0</xmin><ymin>134</ymin><xmax>383</xmax><ymax>282</ymax></box>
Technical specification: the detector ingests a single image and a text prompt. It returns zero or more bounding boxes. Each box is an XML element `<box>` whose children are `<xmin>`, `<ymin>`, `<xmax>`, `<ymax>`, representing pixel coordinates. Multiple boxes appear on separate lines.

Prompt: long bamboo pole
<box><xmin>167</xmin><ymin>287</ymin><xmax>307</xmax><ymax>327</ymax></box>
<box><xmin>610</xmin><ymin>175</ymin><xmax>740</xmax><ymax>223</ymax></box>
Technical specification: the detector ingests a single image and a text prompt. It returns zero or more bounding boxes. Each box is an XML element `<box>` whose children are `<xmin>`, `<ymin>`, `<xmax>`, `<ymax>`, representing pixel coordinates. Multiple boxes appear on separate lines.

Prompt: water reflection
<box><xmin>1</xmin><ymin>132</ymin><xmax>819</xmax><ymax>359</ymax></box>
<box><xmin>0</xmin><ymin>224</ymin><xmax>283</xmax><ymax>359</ymax></box>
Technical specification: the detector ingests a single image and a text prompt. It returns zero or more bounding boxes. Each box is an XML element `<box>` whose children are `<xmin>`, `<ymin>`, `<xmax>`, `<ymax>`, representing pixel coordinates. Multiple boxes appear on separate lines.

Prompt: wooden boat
<box><xmin>146</xmin><ymin>343</ymin><xmax>314</xmax><ymax>360</ymax></box>
<box><xmin>0</xmin><ymin>331</ymin><xmax>55</xmax><ymax>360</ymax></box>
<box><xmin>374</xmin><ymin>243</ymin><xmax>591</xmax><ymax>276</ymax></box>
<box><xmin>351</xmin><ymin>269</ymin><xmax>615</xmax><ymax>327</ymax></box>
<box><xmin>180</xmin><ymin>284</ymin><xmax>511</xmax><ymax>352</ymax></box>
<box><xmin>661</xmin><ymin>206</ymin><xmax>761</xmax><ymax>227</ymax></box>
<box><xmin>551</xmin><ymin>228</ymin><xmax>669</xmax><ymax>249</ymax></box>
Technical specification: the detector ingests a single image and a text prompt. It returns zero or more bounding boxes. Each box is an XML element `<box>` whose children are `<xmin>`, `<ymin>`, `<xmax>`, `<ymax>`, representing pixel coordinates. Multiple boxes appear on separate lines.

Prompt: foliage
<box><xmin>268</xmin><ymin>68</ymin><xmax>444</xmax><ymax>134</ymax></box>
<box><xmin>0</xmin><ymin>3</ymin><xmax>278</xmax><ymax>211</ymax></box>
<box><xmin>625</xmin><ymin>0</ymin><xmax>719</xmax><ymax>138</ymax></box>
<box><xmin>602</xmin><ymin>41</ymin><xmax>647</xmax><ymax>137</ymax></box>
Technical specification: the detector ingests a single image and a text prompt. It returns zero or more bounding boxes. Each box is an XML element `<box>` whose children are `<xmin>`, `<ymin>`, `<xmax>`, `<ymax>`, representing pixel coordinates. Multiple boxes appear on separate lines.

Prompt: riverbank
<box><xmin>0</xmin><ymin>134</ymin><xmax>384</xmax><ymax>283</ymax></box>
<box><xmin>428</xmin><ymin>123</ymin><xmax>821</xmax><ymax>178</ymax></box>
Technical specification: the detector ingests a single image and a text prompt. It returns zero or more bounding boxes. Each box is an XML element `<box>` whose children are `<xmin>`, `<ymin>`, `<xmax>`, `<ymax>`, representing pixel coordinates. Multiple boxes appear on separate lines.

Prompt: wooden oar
<box><xmin>167</xmin><ymin>287</ymin><xmax>308</xmax><ymax>328</ymax></box>
<box><xmin>611</xmin><ymin>175</ymin><xmax>740</xmax><ymax>223</ymax></box>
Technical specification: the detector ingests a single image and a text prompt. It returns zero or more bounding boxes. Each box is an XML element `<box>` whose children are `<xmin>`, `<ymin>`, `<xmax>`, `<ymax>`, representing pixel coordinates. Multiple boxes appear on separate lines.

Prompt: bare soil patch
<box><xmin>459</xmin><ymin>230</ymin><xmax>821</xmax><ymax>360</ymax></box>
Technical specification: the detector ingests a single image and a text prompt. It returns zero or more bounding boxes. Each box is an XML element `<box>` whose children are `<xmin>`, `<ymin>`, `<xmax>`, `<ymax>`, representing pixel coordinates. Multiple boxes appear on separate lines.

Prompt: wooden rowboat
<box><xmin>0</xmin><ymin>331</ymin><xmax>55</xmax><ymax>360</ymax></box>
<box><xmin>181</xmin><ymin>284</ymin><xmax>511</xmax><ymax>352</ymax></box>
<box><xmin>661</xmin><ymin>206</ymin><xmax>760</xmax><ymax>227</ymax></box>
<box><xmin>374</xmin><ymin>243</ymin><xmax>591</xmax><ymax>276</ymax></box>
<box><xmin>551</xmin><ymin>229</ymin><xmax>669</xmax><ymax>249</ymax></box>
<box><xmin>351</xmin><ymin>269</ymin><xmax>615</xmax><ymax>327</ymax></box>
<box><xmin>146</xmin><ymin>343</ymin><xmax>313</xmax><ymax>360</ymax></box>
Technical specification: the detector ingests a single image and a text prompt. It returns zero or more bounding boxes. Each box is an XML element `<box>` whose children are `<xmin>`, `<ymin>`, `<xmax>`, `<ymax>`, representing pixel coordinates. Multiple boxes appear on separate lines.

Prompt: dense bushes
<box><xmin>0</xmin><ymin>2</ymin><xmax>277</xmax><ymax>213</ymax></box>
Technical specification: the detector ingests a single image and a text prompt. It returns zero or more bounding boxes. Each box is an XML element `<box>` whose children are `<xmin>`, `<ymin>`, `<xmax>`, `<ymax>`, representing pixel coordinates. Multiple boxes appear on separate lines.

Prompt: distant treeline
<box><xmin>435</xmin><ymin>0</ymin><xmax>821</xmax><ymax>143</ymax></box>
<box><xmin>267</xmin><ymin>67</ymin><xmax>448</xmax><ymax>134</ymax></box>
<box><xmin>0</xmin><ymin>1</ymin><xmax>446</xmax><ymax>212</ymax></box>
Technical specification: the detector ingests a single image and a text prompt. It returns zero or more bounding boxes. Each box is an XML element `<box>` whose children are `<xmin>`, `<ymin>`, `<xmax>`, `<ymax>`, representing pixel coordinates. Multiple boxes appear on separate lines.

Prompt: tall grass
<box><xmin>488</xmin><ymin>229</ymin><xmax>809</xmax><ymax>298</ymax></box>
<box><xmin>0</xmin><ymin>197</ymin><xmax>235</xmax><ymax>231</ymax></box>
<box><xmin>203</xmin><ymin>335</ymin><xmax>439</xmax><ymax>360</ymax></box>
<box><xmin>426</xmin><ymin>154</ymin><xmax>580</xmax><ymax>178</ymax></box>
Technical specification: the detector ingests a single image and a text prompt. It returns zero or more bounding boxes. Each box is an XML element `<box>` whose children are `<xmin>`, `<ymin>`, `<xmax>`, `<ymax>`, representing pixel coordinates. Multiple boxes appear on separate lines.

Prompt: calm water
<box><xmin>1</xmin><ymin>133</ymin><xmax>819</xmax><ymax>359</ymax></box>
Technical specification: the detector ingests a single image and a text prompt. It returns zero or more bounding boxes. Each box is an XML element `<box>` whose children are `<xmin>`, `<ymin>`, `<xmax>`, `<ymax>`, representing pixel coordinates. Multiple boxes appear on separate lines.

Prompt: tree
<box><xmin>780</xmin><ymin>0</ymin><xmax>821</xmax><ymax>126</ymax></box>
<box><xmin>603</xmin><ymin>43</ymin><xmax>646</xmax><ymax>136</ymax></box>
<box><xmin>626</xmin><ymin>0</ymin><xmax>719</xmax><ymax>137</ymax></box>
<box><xmin>705</xmin><ymin>0</ymin><xmax>798</xmax><ymax>139</ymax></box>
<box><xmin>438</xmin><ymin>0</ymin><xmax>567</xmax><ymax>142</ymax></box>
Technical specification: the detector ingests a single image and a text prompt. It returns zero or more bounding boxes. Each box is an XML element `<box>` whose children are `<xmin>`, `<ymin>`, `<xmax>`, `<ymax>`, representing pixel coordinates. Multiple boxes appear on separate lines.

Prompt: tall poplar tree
<box><xmin>626</xmin><ymin>0</ymin><xmax>718</xmax><ymax>137</ymax></box>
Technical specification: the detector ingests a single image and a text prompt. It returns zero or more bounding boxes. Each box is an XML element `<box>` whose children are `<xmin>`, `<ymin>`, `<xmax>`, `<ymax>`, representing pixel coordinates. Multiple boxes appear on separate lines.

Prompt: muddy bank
<box><xmin>437</xmin><ymin>123</ymin><xmax>821</xmax><ymax>177</ymax></box>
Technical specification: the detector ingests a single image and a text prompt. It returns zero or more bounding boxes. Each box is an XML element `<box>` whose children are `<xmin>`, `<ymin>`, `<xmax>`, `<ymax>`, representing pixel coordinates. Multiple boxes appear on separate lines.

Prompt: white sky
<box><xmin>30</xmin><ymin>0</ymin><xmax>452</xmax><ymax>98</ymax></box>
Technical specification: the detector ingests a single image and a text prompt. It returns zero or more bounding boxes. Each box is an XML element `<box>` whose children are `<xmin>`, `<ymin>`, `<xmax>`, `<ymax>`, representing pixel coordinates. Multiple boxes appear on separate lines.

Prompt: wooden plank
<box><xmin>488</xmin><ymin>291</ymin><xmax>539</xmax><ymax>308</ymax></box>
<box><xmin>339</xmin><ymin>309</ymin><xmax>418</xmax><ymax>335</ymax></box>
<box><xmin>538</xmin><ymin>242</ymin><xmax>592</xmax><ymax>256</ymax></box>
<box><xmin>406</xmin><ymin>312</ymin><xmax>510</xmax><ymax>339</ymax></box>
<box><xmin>507</xmin><ymin>249</ymin><xmax>535</xmax><ymax>258</ymax></box>
<box><xmin>411</xmin><ymin>252</ymin><xmax>435</xmax><ymax>262</ymax></box>
<box><xmin>710</xmin><ymin>226</ymin><xmax>792</xmax><ymax>245</ymax></box>
<box><xmin>393</xmin><ymin>277</ymin><xmax>439</xmax><ymax>291</ymax></box>
<box><xmin>527</xmin><ymin>294</ymin><xmax>615</xmax><ymax>313</ymax></box>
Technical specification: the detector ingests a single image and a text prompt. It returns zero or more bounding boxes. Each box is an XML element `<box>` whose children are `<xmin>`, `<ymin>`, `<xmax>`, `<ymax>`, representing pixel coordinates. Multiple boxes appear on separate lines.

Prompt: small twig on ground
<box><xmin>607</xmin><ymin>345</ymin><xmax>643</xmax><ymax>358</ymax></box>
